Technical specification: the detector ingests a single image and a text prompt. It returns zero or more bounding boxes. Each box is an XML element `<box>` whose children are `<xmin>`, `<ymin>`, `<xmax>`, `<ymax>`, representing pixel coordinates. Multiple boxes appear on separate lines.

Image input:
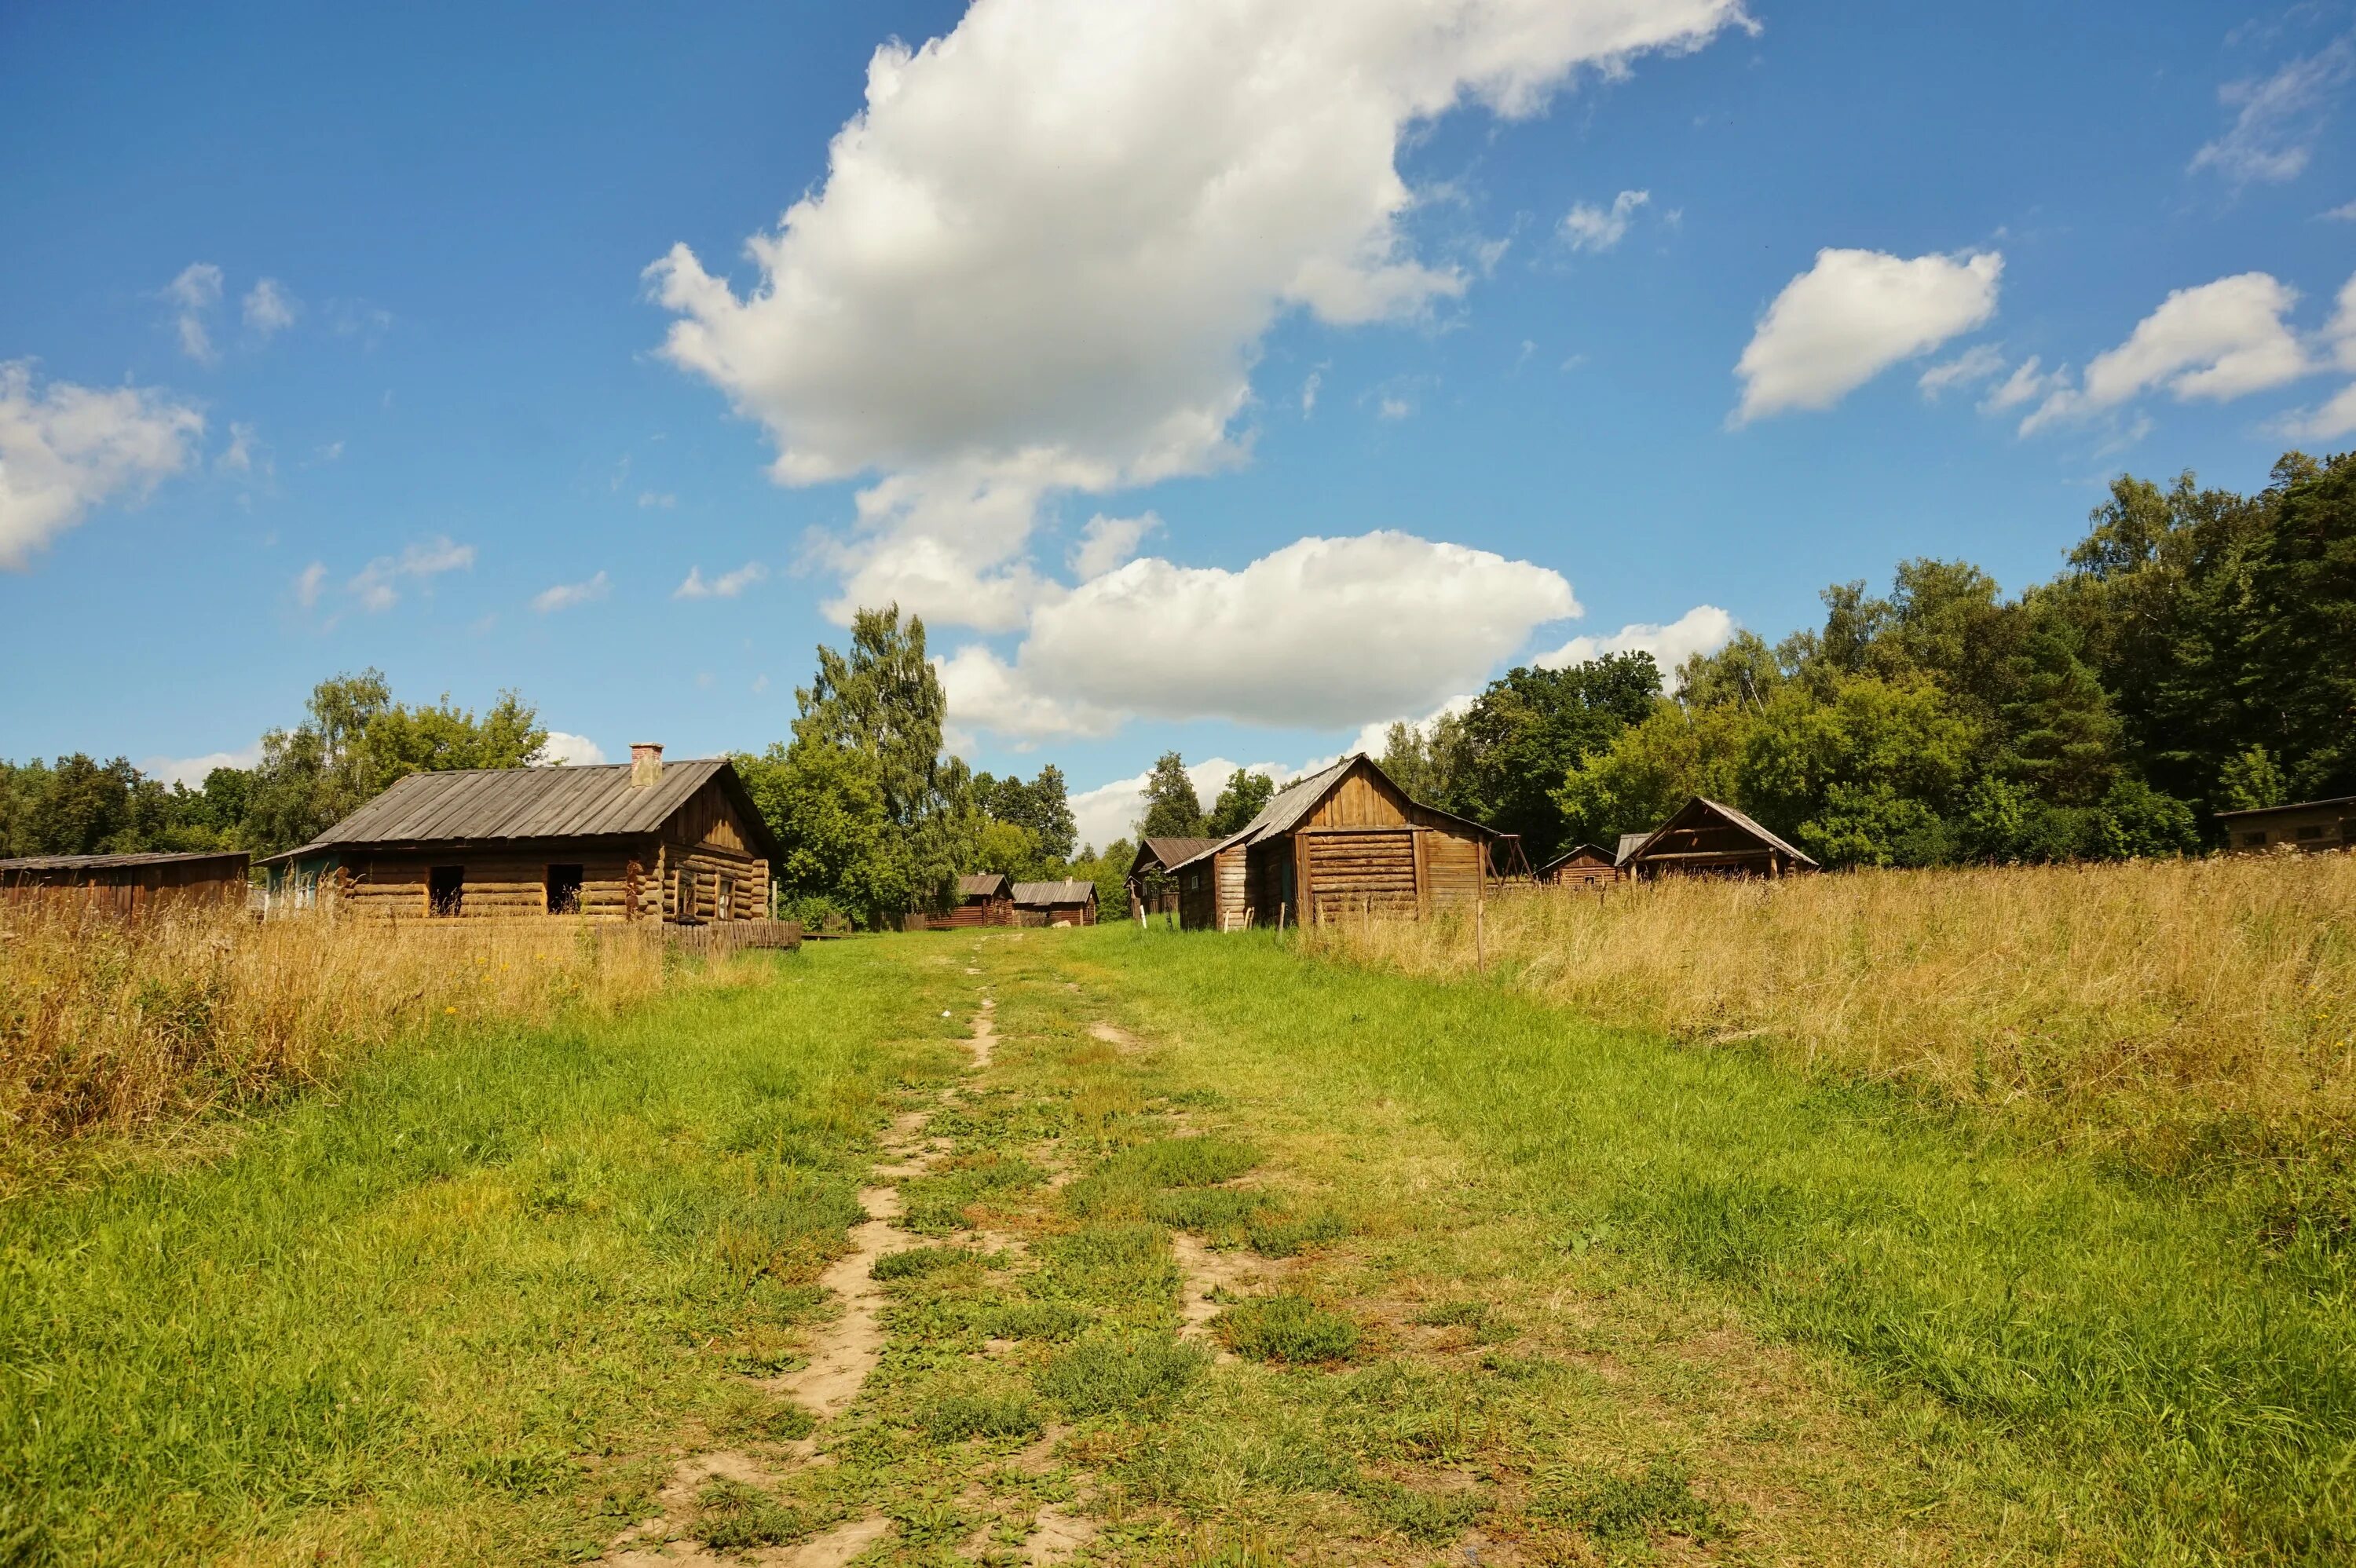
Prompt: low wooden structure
<box><xmin>906</xmin><ymin>873</ymin><xmax>1016</xmax><ymax>930</ymax></box>
<box><xmin>258</xmin><ymin>744</ymin><xmax>780</xmax><ymax>923</ymax></box>
<box><xmin>1170</xmin><ymin>754</ymin><xmax>1499</xmax><ymax>930</ymax></box>
<box><xmin>1012</xmin><ymin>879</ymin><xmax>1098</xmax><ymax>927</ymax></box>
<box><xmin>1126</xmin><ymin>837</ymin><xmax>1218</xmax><ymax>916</ymax></box>
<box><xmin>1536</xmin><ymin>842</ymin><xmax>1619</xmax><ymax>887</ymax></box>
<box><xmin>1619</xmin><ymin>797</ymin><xmax>1817</xmax><ymax>880</ymax></box>
<box><xmin>0</xmin><ymin>850</ymin><xmax>251</xmax><ymax>916</ymax></box>
<box><xmin>2217</xmin><ymin>796</ymin><xmax>2355</xmax><ymax>854</ymax></box>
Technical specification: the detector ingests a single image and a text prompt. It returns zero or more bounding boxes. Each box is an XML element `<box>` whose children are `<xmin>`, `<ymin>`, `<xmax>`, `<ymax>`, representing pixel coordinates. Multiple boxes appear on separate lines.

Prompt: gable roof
<box><xmin>1168</xmin><ymin>754</ymin><xmax>1499</xmax><ymax>873</ymax></box>
<box><xmin>956</xmin><ymin>872</ymin><xmax>1009</xmax><ymax>898</ymax></box>
<box><xmin>1625</xmin><ymin>796</ymin><xmax>1818</xmax><ymax>869</ymax></box>
<box><xmin>1614</xmin><ymin>832</ymin><xmax>1651</xmax><ymax>866</ymax></box>
<box><xmin>1</xmin><ymin>850</ymin><xmax>249</xmax><ymax>873</ymax></box>
<box><xmin>1012</xmin><ymin>879</ymin><xmax>1096</xmax><ymax>905</ymax></box>
<box><xmin>1129</xmin><ymin>836</ymin><xmax>1220</xmax><ymax>877</ymax></box>
<box><xmin>2214</xmin><ymin>795</ymin><xmax>2356</xmax><ymax>820</ymax></box>
<box><xmin>1538</xmin><ymin>843</ymin><xmax>1615</xmax><ymax>874</ymax></box>
<box><xmin>263</xmin><ymin>759</ymin><xmax>781</xmax><ymax>861</ymax></box>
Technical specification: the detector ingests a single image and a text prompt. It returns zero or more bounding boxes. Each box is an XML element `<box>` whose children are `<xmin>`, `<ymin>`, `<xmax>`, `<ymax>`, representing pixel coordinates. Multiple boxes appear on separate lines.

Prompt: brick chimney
<box><xmin>629</xmin><ymin>742</ymin><xmax>664</xmax><ymax>787</ymax></box>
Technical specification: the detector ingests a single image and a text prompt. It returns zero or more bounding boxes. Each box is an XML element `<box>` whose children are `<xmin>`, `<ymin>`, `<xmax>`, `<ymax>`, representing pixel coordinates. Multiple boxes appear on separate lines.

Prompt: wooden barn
<box><xmin>1012</xmin><ymin>879</ymin><xmax>1098</xmax><ymax>927</ymax></box>
<box><xmin>1536</xmin><ymin>842</ymin><xmax>1619</xmax><ymax>887</ymax></box>
<box><xmin>1126</xmin><ymin>836</ymin><xmax>1218</xmax><ymax>916</ymax></box>
<box><xmin>907</xmin><ymin>873</ymin><xmax>1016</xmax><ymax>930</ymax></box>
<box><xmin>1620</xmin><ymin>797</ymin><xmax>1817</xmax><ymax>880</ymax></box>
<box><xmin>0</xmin><ymin>850</ymin><xmax>251</xmax><ymax>916</ymax></box>
<box><xmin>2217</xmin><ymin>795</ymin><xmax>2354</xmax><ymax>853</ymax></box>
<box><xmin>1169</xmin><ymin>753</ymin><xmax>1499</xmax><ymax>930</ymax></box>
<box><xmin>259</xmin><ymin>744</ymin><xmax>779</xmax><ymax>923</ymax></box>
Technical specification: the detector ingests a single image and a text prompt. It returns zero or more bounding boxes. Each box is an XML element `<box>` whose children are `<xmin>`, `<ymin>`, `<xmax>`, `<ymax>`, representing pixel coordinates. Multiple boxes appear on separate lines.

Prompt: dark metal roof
<box><xmin>2215</xmin><ymin>795</ymin><xmax>2356</xmax><ymax>820</ymax></box>
<box><xmin>261</xmin><ymin>760</ymin><xmax>780</xmax><ymax>861</ymax></box>
<box><xmin>1129</xmin><ymin>836</ymin><xmax>1219</xmax><ymax>876</ymax></box>
<box><xmin>0</xmin><ymin>850</ymin><xmax>250</xmax><ymax>872</ymax></box>
<box><xmin>1625</xmin><ymin>797</ymin><xmax>1819</xmax><ymax>869</ymax></box>
<box><xmin>1013</xmin><ymin>879</ymin><xmax>1097</xmax><ymax>905</ymax></box>
<box><xmin>956</xmin><ymin>872</ymin><xmax>1009</xmax><ymax>897</ymax></box>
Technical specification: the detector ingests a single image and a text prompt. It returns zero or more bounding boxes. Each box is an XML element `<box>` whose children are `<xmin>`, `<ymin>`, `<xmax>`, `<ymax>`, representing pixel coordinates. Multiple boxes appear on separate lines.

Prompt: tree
<box><xmin>1205</xmin><ymin>768</ymin><xmax>1275</xmax><ymax>835</ymax></box>
<box><xmin>975</xmin><ymin>765</ymin><xmax>1077</xmax><ymax>861</ymax></box>
<box><xmin>733</xmin><ymin>740</ymin><xmax>892</xmax><ymax>926</ymax></box>
<box><xmin>1445</xmin><ymin>652</ymin><xmax>1660</xmax><ymax>861</ymax></box>
<box><xmin>1555</xmin><ymin>699</ymin><xmax>1754</xmax><ymax>848</ymax></box>
<box><xmin>1137</xmin><ymin>751</ymin><xmax>1205</xmax><ymax>839</ymax></box>
<box><xmin>2237</xmin><ymin>451</ymin><xmax>2356</xmax><ymax>799</ymax></box>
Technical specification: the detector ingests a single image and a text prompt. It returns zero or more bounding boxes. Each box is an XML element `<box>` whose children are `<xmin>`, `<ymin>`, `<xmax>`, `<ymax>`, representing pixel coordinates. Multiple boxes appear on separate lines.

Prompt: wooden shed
<box><xmin>0</xmin><ymin>850</ymin><xmax>251</xmax><ymax>916</ymax></box>
<box><xmin>1126</xmin><ymin>836</ymin><xmax>1218</xmax><ymax>917</ymax></box>
<box><xmin>1620</xmin><ymin>797</ymin><xmax>1817</xmax><ymax>880</ymax></box>
<box><xmin>1170</xmin><ymin>753</ymin><xmax>1499</xmax><ymax>930</ymax></box>
<box><xmin>2216</xmin><ymin>795</ymin><xmax>2355</xmax><ymax>854</ymax></box>
<box><xmin>258</xmin><ymin>744</ymin><xmax>779</xmax><ymax>923</ymax></box>
<box><xmin>1536</xmin><ymin>842</ymin><xmax>1619</xmax><ymax>887</ymax></box>
<box><xmin>909</xmin><ymin>873</ymin><xmax>1015</xmax><ymax>929</ymax></box>
<box><xmin>1012</xmin><ymin>879</ymin><xmax>1098</xmax><ymax>927</ymax></box>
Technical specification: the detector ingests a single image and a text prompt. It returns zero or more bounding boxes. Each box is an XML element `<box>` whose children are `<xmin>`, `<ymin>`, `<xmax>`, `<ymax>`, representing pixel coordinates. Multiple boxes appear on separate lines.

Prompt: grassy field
<box><xmin>5</xmin><ymin>921</ymin><xmax>2352</xmax><ymax>1564</ymax></box>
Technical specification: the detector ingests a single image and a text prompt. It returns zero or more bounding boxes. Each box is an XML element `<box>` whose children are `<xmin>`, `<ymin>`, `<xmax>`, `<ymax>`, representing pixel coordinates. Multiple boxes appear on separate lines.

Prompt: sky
<box><xmin>4</xmin><ymin>0</ymin><xmax>2354</xmax><ymax>851</ymax></box>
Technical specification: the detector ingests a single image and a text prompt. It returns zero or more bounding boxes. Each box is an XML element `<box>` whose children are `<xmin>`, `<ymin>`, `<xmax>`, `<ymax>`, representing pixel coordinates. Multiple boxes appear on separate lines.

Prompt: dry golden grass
<box><xmin>1312</xmin><ymin>852</ymin><xmax>2356</xmax><ymax>1160</ymax></box>
<box><xmin>0</xmin><ymin>901</ymin><xmax>753</xmax><ymax>1164</ymax></box>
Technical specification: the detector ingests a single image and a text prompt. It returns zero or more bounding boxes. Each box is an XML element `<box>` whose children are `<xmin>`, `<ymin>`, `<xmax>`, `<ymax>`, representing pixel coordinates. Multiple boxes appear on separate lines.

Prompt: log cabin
<box><xmin>1535</xmin><ymin>842</ymin><xmax>1619</xmax><ymax>887</ymax></box>
<box><xmin>1126</xmin><ymin>836</ymin><xmax>1218</xmax><ymax>916</ymax></box>
<box><xmin>258</xmin><ymin>743</ymin><xmax>779</xmax><ymax>923</ymax></box>
<box><xmin>0</xmin><ymin>850</ymin><xmax>251</xmax><ymax>916</ymax></box>
<box><xmin>1619</xmin><ymin>797</ymin><xmax>1817</xmax><ymax>879</ymax></box>
<box><xmin>1169</xmin><ymin>753</ymin><xmax>1499</xmax><ymax>930</ymax></box>
<box><xmin>1012</xmin><ymin>879</ymin><xmax>1098</xmax><ymax>927</ymax></box>
<box><xmin>906</xmin><ymin>873</ymin><xmax>1017</xmax><ymax>930</ymax></box>
<box><xmin>2216</xmin><ymin>795</ymin><xmax>2356</xmax><ymax>853</ymax></box>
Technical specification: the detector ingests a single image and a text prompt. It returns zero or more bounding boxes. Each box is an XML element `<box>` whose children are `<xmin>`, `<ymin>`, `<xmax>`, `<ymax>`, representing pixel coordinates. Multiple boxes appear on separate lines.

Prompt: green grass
<box><xmin>1033</xmin><ymin>1334</ymin><xmax>1209</xmax><ymax>1416</ymax></box>
<box><xmin>0</xmin><ymin>943</ymin><xmax>960</xmax><ymax>1566</ymax></box>
<box><xmin>1213</xmin><ymin>1295</ymin><xmax>1360</xmax><ymax>1363</ymax></box>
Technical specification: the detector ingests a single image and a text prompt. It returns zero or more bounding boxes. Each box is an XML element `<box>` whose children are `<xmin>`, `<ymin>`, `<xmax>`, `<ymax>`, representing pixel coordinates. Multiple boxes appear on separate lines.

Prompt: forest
<box><xmin>4</xmin><ymin>450</ymin><xmax>2348</xmax><ymax>912</ymax></box>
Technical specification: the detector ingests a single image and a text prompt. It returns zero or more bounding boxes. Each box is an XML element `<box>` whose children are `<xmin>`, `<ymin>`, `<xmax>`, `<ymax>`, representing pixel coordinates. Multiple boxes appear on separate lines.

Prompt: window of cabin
<box><xmin>2297</xmin><ymin>825</ymin><xmax>2325</xmax><ymax>840</ymax></box>
<box><xmin>2242</xmin><ymin>832</ymin><xmax>2269</xmax><ymax>847</ymax></box>
<box><xmin>717</xmin><ymin>874</ymin><xmax>735</xmax><ymax>920</ymax></box>
<box><xmin>429</xmin><ymin>865</ymin><xmax>464</xmax><ymax>917</ymax></box>
<box><xmin>546</xmin><ymin>864</ymin><xmax>584</xmax><ymax>914</ymax></box>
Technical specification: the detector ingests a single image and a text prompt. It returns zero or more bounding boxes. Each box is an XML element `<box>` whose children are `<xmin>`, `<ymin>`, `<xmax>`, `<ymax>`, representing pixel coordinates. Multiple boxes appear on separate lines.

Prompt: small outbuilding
<box><xmin>1012</xmin><ymin>879</ymin><xmax>1098</xmax><ymax>927</ymax></box>
<box><xmin>1126</xmin><ymin>836</ymin><xmax>1219</xmax><ymax>916</ymax></box>
<box><xmin>1170</xmin><ymin>753</ymin><xmax>1500</xmax><ymax>930</ymax></box>
<box><xmin>1620</xmin><ymin>797</ymin><xmax>1817</xmax><ymax>880</ymax></box>
<box><xmin>0</xmin><ymin>849</ymin><xmax>251</xmax><ymax>916</ymax></box>
<box><xmin>1536</xmin><ymin>842</ymin><xmax>1619</xmax><ymax>887</ymax></box>
<box><xmin>908</xmin><ymin>872</ymin><xmax>1015</xmax><ymax>930</ymax></box>
<box><xmin>258</xmin><ymin>744</ymin><xmax>779</xmax><ymax>923</ymax></box>
<box><xmin>2217</xmin><ymin>796</ymin><xmax>2354</xmax><ymax>854</ymax></box>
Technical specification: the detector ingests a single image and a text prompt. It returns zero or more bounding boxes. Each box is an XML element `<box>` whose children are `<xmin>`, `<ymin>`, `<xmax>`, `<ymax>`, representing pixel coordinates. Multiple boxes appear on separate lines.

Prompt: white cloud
<box><xmin>1341</xmin><ymin>692</ymin><xmax>1476</xmax><ymax>763</ymax></box>
<box><xmin>2191</xmin><ymin>34</ymin><xmax>2353</xmax><ymax>187</ymax></box>
<box><xmin>1916</xmin><ymin>343</ymin><xmax>2005</xmax><ymax>399</ymax></box>
<box><xmin>293</xmin><ymin>561</ymin><xmax>327</xmax><ymax>609</ymax></box>
<box><xmin>649</xmin><ymin>0</ymin><xmax>1751</xmax><ymax>628</ymax></box>
<box><xmin>1560</xmin><ymin>188</ymin><xmax>1649</xmax><ymax>253</ymax></box>
<box><xmin>1377</xmin><ymin>396</ymin><xmax>1413</xmax><ymax>421</ymax></box>
<box><xmin>1733</xmin><ymin>249</ymin><xmax>2003</xmax><ymax>423</ymax></box>
<box><xmin>1301</xmin><ymin>370</ymin><xmax>1323</xmax><ymax>416</ymax></box>
<box><xmin>144</xmin><ymin>743</ymin><xmax>262</xmax><ymax>789</ymax></box>
<box><xmin>938</xmin><ymin>530</ymin><xmax>1577</xmax><ymax>739</ymax></box>
<box><xmin>535</xmin><ymin>731</ymin><xmax>608</xmax><ymax>766</ymax></box>
<box><xmin>163</xmin><ymin>263</ymin><xmax>224</xmax><ymax>364</ymax></box>
<box><xmin>2280</xmin><ymin>272</ymin><xmax>2356</xmax><ymax>437</ymax></box>
<box><xmin>218</xmin><ymin>422</ymin><xmax>259</xmax><ymax>474</ymax></box>
<box><xmin>1980</xmin><ymin>355</ymin><xmax>2058</xmax><ymax>414</ymax></box>
<box><xmin>347</xmin><ymin>535</ymin><xmax>475</xmax><ymax>612</ymax></box>
<box><xmin>2021</xmin><ymin>272</ymin><xmax>2311</xmax><ymax>433</ymax></box>
<box><xmin>1535</xmin><ymin>603</ymin><xmax>1736</xmax><ymax>681</ymax></box>
<box><xmin>533</xmin><ymin>571</ymin><xmax>610</xmax><ymax>613</ymax></box>
<box><xmin>243</xmin><ymin>279</ymin><xmax>298</xmax><ymax>337</ymax></box>
<box><xmin>0</xmin><ymin>361</ymin><xmax>204</xmax><ymax>569</ymax></box>
<box><xmin>1070</xmin><ymin>512</ymin><xmax>1161</xmax><ymax>579</ymax></box>
<box><xmin>2325</xmin><ymin>199</ymin><xmax>2356</xmax><ymax>221</ymax></box>
<box><xmin>637</xmin><ymin>490</ymin><xmax>678</xmax><ymax>510</ymax></box>
<box><xmin>675</xmin><ymin>561</ymin><xmax>769</xmax><ymax>598</ymax></box>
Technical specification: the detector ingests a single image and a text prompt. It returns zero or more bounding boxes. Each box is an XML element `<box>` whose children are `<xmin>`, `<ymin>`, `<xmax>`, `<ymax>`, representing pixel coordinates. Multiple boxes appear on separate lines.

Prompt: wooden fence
<box><xmin>667</xmin><ymin>918</ymin><xmax>802</xmax><ymax>956</ymax></box>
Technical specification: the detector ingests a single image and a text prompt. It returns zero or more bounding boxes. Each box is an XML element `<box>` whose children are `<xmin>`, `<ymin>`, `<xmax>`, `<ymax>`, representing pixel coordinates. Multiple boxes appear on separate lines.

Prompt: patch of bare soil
<box><xmin>1171</xmin><ymin>1233</ymin><xmax>1279</xmax><ymax>1364</ymax></box>
<box><xmin>777</xmin><ymin>1516</ymin><xmax>893</xmax><ymax>1567</ymax></box>
<box><xmin>1023</xmin><ymin>1503</ymin><xmax>1099</xmax><ymax>1565</ymax></box>
<box><xmin>1085</xmin><ymin>1022</ymin><xmax>1140</xmax><ymax>1053</ymax></box>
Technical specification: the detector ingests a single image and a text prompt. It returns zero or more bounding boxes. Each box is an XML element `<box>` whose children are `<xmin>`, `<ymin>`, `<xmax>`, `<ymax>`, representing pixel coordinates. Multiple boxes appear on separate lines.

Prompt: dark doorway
<box><xmin>428</xmin><ymin>865</ymin><xmax>463</xmax><ymax>917</ymax></box>
<box><xmin>546</xmin><ymin>864</ymin><xmax>584</xmax><ymax>915</ymax></box>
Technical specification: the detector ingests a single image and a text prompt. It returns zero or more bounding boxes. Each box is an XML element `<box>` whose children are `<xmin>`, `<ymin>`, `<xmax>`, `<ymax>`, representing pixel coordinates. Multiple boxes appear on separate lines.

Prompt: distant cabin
<box><xmin>2217</xmin><ymin>796</ymin><xmax>2354</xmax><ymax>854</ymax></box>
<box><xmin>258</xmin><ymin>744</ymin><xmax>779</xmax><ymax>923</ymax></box>
<box><xmin>1169</xmin><ymin>752</ymin><xmax>1499</xmax><ymax>930</ymax></box>
<box><xmin>907</xmin><ymin>873</ymin><xmax>1016</xmax><ymax>930</ymax></box>
<box><xmin>1536</xmin><ymin>842</ymin><xmax>1619</xmax><ymax>887</ymax></box>
<box><xmin>0</xmin><ymin>850</ymin><xmax>251</xmax><ymax>917</ymax></box>
<box><xmin>1126</xmin><ymin>837</ymin><xmax>1219</xmax><ymax>916</ymax></box>
<box><xmin>1012</xmin><ymin>879</ymin><xmax>1098</xmax><ymax>927</ymax></box>
<box><xmin>1621</xmin><ymin>797</ymin><xmax>1818</xmax><ymax>880</ymax></box>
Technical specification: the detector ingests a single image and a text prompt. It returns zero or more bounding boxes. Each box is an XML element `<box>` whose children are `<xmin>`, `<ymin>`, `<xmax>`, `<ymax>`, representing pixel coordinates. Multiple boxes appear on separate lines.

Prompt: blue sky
<box><xmin>4</xmin><ymin>0</ymin><xmax>2352</xmax><ymax>847</ymax></box>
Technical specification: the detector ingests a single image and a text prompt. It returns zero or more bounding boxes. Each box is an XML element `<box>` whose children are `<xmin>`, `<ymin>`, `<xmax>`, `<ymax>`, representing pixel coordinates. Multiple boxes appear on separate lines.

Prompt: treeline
<box><xmin>1380</xmin><ymin>451</ymin><xmax>2354</xmax><ymax>868</ymax></box>
<box><xmin>0</xmin><ymin>674</ymin><xmax>547</xmax><ymax>860</ymax></box>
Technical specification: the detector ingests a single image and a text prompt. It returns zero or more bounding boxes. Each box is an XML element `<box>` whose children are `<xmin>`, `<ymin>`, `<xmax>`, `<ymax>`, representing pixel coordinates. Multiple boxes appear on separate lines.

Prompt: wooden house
<box><xmin>1536</xmin><ymin>842</ymin><xmax>1619</xmax><ymax>887</ymax></box>
<box><xmin>1169</xmin><ymin>753</ymin><xmax>1499</xmax><ymax>930</ymax></box>
<box><xmin>0</xmin><ymin>850</ymin><xmax>251</xmax><ymax>916</ymax></box>
<box><xmin>1620</xmin><ymin>797</ymin><xmax>1817</xmax><ymax>880</ymax></box>
<box><xmin>1126</xmin><ymin>836</ymin><xmax>1218</xmax><ymax>916</ymax></box>
<box><xmin>908</xmin><ymin>872</ymin><xmax>1015</xmax><ymax>929</ymax></box>
<box><xmin>2216</xmin><ymin>796</ymin><xmax>2355</xmax><ymax>854</ymax></box>
<box><xmin>1012</xmin><ymin>879</ymin><xmax>1098</xmax><ymax>927</ymax></box>
<box><xmin>258</xmin><ymin>744</ymin><xmax>779</xmax><ymax>923</ymax></box>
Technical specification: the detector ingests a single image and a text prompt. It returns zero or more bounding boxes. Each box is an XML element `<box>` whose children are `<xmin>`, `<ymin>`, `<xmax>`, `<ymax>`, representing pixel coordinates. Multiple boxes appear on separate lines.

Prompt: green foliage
<box><xmin>1139</xmin><ymin>751</ymin><xmax>1205</xmax><ymax>839</ymax></box>
<box><xmin>694</xmin><ymin>1478</ymin><xmax>803</xmax><ymax>1551</ymax></box>
<box><xmin>974</xmin><ymin>766</ymin><xmax>1077</xmax><ymax>861</ymax></box>
<box><xmin>1438</xmin><ymin>652</ymin><xmax>1661</xmax><ymax>862</ymax></box>
<box><xmin>1213</xmin><ymin>1295</ymin><xmax>1360</xmax><ymax>1363</ymax></box>
<box><xmin>2216</xmin><ymin>744</ymin><xmax>2288</xmax><ymax>813</ymax></box>
<box><xmin>916</xmin><ymin>1390</ymin><xmax>1043</xmax><ymax>1443</ymax></box>
<box><xmin>1205</xmin><ymin>768</ymin><xmax>1276</xmax><ymax>835</ymax></box>
<box><xmin>1033</xmin><ymin>1333</ymin><xmax>1208</xmax><ymax>1416</ymax></box>
<box><xmin>1535</xmin><ymin>1461</ymin><xmax>1724</xmax><ymax>1545</ymax></box>
<box><xmin>1246</xmin><ymin>1208</ymin><xmax>1350</xmax><ymax>1258</ymax></box>
<box><xmin>872</xmin><ymin>1245</ymin><xmax>977</xmax><ymax>1281</ymax></box>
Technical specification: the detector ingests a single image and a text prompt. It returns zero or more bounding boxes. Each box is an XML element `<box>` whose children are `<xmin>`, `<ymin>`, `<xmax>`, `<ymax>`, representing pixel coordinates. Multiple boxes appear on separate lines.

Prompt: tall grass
<box><xmin>1312</xmin><ymin>853</ymin><xmax>2356</xmax><ymax>1164</ymax></box>
<box><xmin>0</xmin><ymin>902</ymin><xmax>742</xmax><ymax>1174</ymax></box>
